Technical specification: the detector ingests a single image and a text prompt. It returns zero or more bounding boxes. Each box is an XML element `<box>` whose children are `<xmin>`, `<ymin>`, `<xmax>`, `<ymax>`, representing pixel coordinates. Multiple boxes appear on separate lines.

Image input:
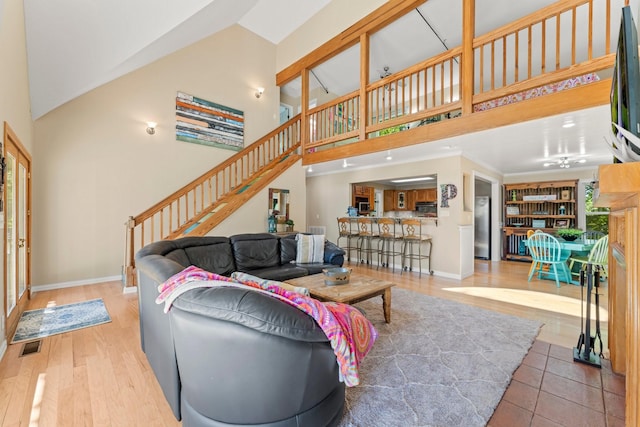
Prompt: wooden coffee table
<box><xmin>286</xmin><ymin>273</ymin><xmax>395</xmax><ymax>323</ymax></box>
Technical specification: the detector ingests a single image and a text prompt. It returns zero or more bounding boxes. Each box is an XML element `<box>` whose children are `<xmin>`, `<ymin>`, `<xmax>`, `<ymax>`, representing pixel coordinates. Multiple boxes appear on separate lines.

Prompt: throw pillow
<box><xmin>296</xmin><ymin>234</ymin><xmax>325</xmax><ymax>264</ymax></box>
<box><xmin>231</xmin><ymin>271</ymin><xmax>310</xmax><ymax>296</ymax></box>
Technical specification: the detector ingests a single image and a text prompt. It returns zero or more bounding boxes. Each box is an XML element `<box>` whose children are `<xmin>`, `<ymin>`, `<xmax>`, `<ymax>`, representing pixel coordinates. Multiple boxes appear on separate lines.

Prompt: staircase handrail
<box><xmin>124</xmin><ymin>115</ymin><xmax>301</xmax><ymax>285</ymax></box>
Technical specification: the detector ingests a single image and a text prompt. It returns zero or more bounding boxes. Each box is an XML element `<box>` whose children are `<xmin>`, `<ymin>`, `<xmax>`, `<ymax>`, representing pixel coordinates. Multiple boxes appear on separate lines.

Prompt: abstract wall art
<box><xmin>175</xmin><ymin>91</ymin><xmax>244</xmax><ymax>151</ymax></box>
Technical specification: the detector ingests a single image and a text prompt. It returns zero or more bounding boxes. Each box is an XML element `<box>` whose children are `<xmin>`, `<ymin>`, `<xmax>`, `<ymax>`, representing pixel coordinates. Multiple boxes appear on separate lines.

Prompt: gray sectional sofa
<box><xmin>135</xmin><ymin>233</ymin><xmax>346</xmax><ymax>427</ymax></box>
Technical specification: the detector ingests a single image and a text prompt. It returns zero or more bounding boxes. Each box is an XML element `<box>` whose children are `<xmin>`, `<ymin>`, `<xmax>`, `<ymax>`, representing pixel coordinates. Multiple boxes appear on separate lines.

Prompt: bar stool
<box><xmin>377</xmin><ymin>217</ymin><xmax>402</xmax><ymax>271</ymax></box>
<box><xmin>356</xmin><ymin>217</ymin><xmax>379</xmax><ymax>266</ymax></box>
<box><xmin>336</xmin><ymin>217</ymin><xmax>359</xmax><ymax>263</ymax></box>
<box><xmin>400</xmin><ymin>218</ymin><xmax>433</xmax><ymax>277</ymax></box>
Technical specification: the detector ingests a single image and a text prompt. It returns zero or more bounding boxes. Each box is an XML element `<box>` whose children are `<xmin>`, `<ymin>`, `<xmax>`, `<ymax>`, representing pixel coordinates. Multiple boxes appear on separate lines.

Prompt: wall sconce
<box><xmin>255</xmin><ymin>87</ymin><xmax>264</xmax><ymax>98</ymax></box>
<box><xmin>146</xmin><ymin>121</ymin><xmax>157</xmax><ymax>135</ymax></box>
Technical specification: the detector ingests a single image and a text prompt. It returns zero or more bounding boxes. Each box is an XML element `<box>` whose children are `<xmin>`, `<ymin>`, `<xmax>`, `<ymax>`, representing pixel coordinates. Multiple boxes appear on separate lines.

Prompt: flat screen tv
<box><xmin>610</xmin><ymin>5</ymin><xmax>640</xmax><ymax>156</ymax></box>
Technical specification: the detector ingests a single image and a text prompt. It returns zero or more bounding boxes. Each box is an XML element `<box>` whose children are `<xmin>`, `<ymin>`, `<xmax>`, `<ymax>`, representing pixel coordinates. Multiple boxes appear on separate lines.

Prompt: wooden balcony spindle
<box><xmin>541</xmin><ymin>20</ymin><xmax>546</xmax><ymax>73</ymax></box>
<box><xmin>491</xmin><ymin>41</ymin><xmax>495</xmax><ymax>90</ymax></box>
<box><xmin>571</xmin><ymin>6</ymin><xmax>577</xmax><ymax>65</ymax></box>
<box><xmin>502</xmin><ymin>35</ymin><xmax>507</xmax><ymax>87</ymax></box>
<box><xmin>556</xmin><ymin>13</ymin><xmax>561</xmax><ymax>70</ymax></box>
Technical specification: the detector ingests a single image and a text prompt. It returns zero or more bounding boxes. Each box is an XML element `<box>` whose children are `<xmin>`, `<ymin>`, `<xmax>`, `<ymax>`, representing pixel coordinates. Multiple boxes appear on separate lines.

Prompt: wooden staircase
<box><xmin>123</xmin><ymin>116</ymin><xmax>301</xmax><ymax>286</ymax></box>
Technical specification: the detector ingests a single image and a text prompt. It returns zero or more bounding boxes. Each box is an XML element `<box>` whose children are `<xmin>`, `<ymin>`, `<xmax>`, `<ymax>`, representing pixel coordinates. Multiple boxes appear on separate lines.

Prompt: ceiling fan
<box><xmin>378</xmin><ymin>66</ymin><xmax>392</xmax><ymax>79</ymax></box>
<box><xmin>542</xmin><ymin>156</ymin><xmax>587</xmax><ymax>168</ymax></box>
<box><xmin>378</xmin><ymin>66</ymin><xmax>402</xmax><ymax>92</ymax></box>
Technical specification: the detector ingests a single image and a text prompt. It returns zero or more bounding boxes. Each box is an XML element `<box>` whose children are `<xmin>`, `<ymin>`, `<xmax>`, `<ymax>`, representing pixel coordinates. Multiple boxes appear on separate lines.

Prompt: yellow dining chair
<box><xmin>527</xmin><ymin>229</ymin><xmax>543</xmax><ymax>276</ymax></box>
<box><xmin>568</xmin><ymin>234</ymin><xmax>609</xmax><ymax>280</ymax></box>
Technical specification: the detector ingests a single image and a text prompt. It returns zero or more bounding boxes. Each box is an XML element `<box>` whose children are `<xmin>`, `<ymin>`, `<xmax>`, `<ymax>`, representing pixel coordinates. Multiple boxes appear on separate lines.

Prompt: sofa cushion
<box><xmin>296</xmin><ymin>234</ymin><xmax>325</xmax><ymax>263</ymax></box>
<box><xmin>280</xmin><ymin>234</ymin><xmax>297</xmax><ymax>264</ymax></box>
<box><xmin>230</xmin><ymin>233</ymin><xmax>281</xmax><ymax>271</ymax></box>
<box><xmin>246</xmin><ymin>265</ymin><xmax>309</xmax><ymax>282</ymax></box>
<box><xmin>183</xmin><ymin>242</ymin><xmax>235</xmax><ymax>276</ymax></box>
<box><xmin>231</xmin><ymin>271</ymin><xmax>310</xmax><ymax>296</ymax></box>
<box><xmin>296</xmin><ymin>263</ymin><xmax>344</xmax><ymax>275</ymax></box>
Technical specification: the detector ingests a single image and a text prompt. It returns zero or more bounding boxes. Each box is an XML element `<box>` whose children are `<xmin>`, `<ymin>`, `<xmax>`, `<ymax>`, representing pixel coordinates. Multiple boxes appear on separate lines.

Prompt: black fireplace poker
<box><xmin>574</xmin><ymin>263</ymin><xmax>603</xmax><ymax>368</ymax></box>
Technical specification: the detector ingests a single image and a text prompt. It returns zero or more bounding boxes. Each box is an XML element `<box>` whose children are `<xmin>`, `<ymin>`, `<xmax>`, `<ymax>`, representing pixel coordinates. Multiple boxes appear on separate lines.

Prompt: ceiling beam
<box><xmin>276</xmin><ymin>0</ymin><xmax>428</xmax><ymax>87</ymax></box>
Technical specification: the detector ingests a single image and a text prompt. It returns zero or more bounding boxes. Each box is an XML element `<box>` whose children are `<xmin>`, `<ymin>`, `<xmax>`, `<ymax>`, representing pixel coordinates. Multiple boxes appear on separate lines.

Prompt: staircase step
<box><xmin>182</xmin><ymin>205</ymin><xmax>225</xmax><ymax>235</ymax></box>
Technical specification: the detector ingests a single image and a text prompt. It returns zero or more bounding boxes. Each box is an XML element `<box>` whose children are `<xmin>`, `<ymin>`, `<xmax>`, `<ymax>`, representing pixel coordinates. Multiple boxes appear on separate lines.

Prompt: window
<box><xmin>583</xmin><ymin>182</ymin><xmax>609</xmax><ymax>234</ymax></box>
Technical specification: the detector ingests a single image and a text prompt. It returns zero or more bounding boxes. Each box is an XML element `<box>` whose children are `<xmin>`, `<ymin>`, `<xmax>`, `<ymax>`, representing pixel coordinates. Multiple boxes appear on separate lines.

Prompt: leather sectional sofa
<box><xmin>135</xmin><ymin>233</ymin><xmax>346</xmax><ymax>426</ymax></box>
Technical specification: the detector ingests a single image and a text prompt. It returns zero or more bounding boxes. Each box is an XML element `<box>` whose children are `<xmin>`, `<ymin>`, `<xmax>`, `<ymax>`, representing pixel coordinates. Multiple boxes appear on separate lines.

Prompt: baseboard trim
<box><xmin>32</xmin><ymin>275</ymin><xmax>123</xmax><ymax>293</ymax></box>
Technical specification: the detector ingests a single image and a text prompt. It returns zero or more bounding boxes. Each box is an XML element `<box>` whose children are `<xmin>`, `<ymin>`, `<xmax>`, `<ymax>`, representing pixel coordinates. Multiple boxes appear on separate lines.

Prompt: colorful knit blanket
<box><xmin>156</xmin><ymin>266</ymin><xmax>378</xmax><ymax>387</ymax></box>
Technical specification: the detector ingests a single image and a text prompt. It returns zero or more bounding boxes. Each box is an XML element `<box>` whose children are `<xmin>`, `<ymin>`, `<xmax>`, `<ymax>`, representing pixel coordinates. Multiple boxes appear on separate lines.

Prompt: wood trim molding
<box><xmin>276</xmin><ymin>0</ymin><xmax>427</xmax><ymax>86</ymax></box>
<box><xmin>303</xmin><ymin>79</ymin><xmax>611</xmax><ymax>164</ymax></box>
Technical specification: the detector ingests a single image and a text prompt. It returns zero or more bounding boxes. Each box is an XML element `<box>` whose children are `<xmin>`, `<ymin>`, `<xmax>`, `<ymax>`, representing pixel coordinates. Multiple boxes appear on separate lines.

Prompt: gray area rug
<box><xmin>340</xmin><ymin>288</ymin><xmax>542</xmax><ymax>427</ymax></box>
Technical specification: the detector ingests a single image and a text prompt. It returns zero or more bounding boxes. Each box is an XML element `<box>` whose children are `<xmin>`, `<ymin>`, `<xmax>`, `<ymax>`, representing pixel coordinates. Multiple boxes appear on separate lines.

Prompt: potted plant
<box><xmin>285</xmin><ymin>219</ymin><xmax>295</xmax><ymax>232</ymax></box>
<box><xmin>556</xmin><ymin>228</ymin><xmax>583</xmax><ymax>241</ymax></box>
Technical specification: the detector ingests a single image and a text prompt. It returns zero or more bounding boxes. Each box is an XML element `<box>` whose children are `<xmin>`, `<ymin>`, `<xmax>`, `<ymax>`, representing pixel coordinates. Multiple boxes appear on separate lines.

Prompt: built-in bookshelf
<box><xmin>502</xmin><ymin>179</ymin><xmax>578</xmax><ymax>261</ymax></box>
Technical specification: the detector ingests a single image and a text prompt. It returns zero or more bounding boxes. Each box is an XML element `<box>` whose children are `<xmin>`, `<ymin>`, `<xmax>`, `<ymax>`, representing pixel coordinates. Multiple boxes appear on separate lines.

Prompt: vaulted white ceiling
<box><xmin>23</xmin><ymin>0</ymin><xmax>330</xmax><ymax>120</ymax></box>
<box><xmin>20</xmin><ymin>0</ymin><xmax>640</xmax><ymax>175</ymax></box>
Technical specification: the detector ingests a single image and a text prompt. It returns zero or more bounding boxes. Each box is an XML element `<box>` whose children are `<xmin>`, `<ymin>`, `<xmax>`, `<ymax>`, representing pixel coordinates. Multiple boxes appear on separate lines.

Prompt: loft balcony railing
<box><xmin>299</xmin><ymin>0</ymin><xmax>627</xmax><ymax>156</ymax></box>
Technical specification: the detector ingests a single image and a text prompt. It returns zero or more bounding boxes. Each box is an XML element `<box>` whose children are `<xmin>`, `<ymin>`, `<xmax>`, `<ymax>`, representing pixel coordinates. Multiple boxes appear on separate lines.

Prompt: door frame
<box><xmin>472</xmin><ymin>171</ymin><xmax>501</xmax><ymax>262</ymax></box>
<box><xmin>3</xmin><ymin>122</ymin><xmax>32</xmax><ymax>341</ymax></box>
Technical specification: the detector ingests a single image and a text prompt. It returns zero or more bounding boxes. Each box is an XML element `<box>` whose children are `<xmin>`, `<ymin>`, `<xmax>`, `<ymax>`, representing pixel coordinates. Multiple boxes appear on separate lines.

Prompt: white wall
<box><xmin>0</xmin><ymin>0</ymin><xmax>32</xmax><ymax>149</ymax></box>
<box><xmin>31</xmin><ymin>25</ymin><xmax>281</xmax><ymax>287</ymax></box>
<box><xmin>276</xmin><ymin>0</ymin><xmax>386</xmax><ymax>73</ymax></box>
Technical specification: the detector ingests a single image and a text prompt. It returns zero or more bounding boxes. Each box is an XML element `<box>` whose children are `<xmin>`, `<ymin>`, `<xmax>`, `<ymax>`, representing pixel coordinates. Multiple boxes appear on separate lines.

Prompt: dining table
<box><xmin>523</xmin><ymin>237</ymin><xmax>594</xmax><ymax>252</ymax></box>
<box><xmin>523</xmin><ymin>237</ymin><xmax>595</xmax><ymax>285</ymax></box>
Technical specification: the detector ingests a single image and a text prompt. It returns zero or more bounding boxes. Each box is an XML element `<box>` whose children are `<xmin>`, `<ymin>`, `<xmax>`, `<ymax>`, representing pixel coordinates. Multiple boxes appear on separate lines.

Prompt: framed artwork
<box><xmin>175</xmin><ymin>91</ymin><xmax>244</xmax><ymax>151</ymax></box>
<box><xmin>554</xmin><ymin>219</ymin><xmax>569</xmax><ymax>228</ymax></box>
<box><xmin>532</xmin><ymin>219</ymin><xmax>546</xmax><ymax>228</ymax></box>
<box><xmin>506</xmin><ymin>206</ymin><xmax>520</xmax><ymax>215</ymax></box>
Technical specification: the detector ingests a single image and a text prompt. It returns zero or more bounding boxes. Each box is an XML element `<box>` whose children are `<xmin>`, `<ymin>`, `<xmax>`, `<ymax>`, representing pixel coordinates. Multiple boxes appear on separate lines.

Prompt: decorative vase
<box><xmin>267</xmin><ymin>215</ymin><xmax>277</xmax><ymax>233</ymax></box>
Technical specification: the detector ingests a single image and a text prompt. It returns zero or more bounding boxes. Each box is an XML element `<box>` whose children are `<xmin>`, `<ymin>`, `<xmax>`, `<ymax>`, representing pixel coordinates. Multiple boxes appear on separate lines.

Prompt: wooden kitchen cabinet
<box><xmin>385</xmin><ymin>188</ymin><xmax>436</xmax><ymax>211</ymax></box>
<box><xmin>425</xmin><ymin>188</ymin><xmax>437</xmax><ymax>202</ymax></box>
<box><xmin>410</xmin><ymin>188</ymin><xmax>438</xmax><ymax>203</ymax></box>
<box><xmin>406</xmin><ymin>190</ymin><xmax>416</xmax><ymax>210</ymax></box>
<box><xmin>384</xmin><ymin>190</ymin><xmax>395</xmax><ymax>211</ymax></box>
<box><xmin>384</xmin><ymin>189</ymin><xmax>410</xmax><ymax>211</ymax></box>
<box><xmin>353</xmin><ymin>185</ymin><xmax>370</xmax><ymax>197</ymax></box>
<box><xmin>352</xmin><ymin>185</ymin><xmax>374</xmax><ymax>215</ymax></box>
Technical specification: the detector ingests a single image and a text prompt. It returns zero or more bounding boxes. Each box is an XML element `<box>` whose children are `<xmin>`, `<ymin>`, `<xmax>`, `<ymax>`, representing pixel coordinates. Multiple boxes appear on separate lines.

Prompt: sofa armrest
<box><xmin>324</xmin><ymin>240</ymin><xmax>345</xmax><ymax>266</ymax></box>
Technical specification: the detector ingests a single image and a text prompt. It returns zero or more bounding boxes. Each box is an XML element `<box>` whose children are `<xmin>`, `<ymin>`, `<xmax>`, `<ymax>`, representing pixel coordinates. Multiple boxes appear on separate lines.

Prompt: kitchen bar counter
<box><xmin>341</xmin><ymin>216</ymin><xmax>438</xmax><ymax>226</ymax></box>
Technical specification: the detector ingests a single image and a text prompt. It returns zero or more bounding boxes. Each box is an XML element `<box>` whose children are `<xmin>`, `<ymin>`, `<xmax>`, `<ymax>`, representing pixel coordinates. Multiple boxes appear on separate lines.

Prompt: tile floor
<box><xmin>488</xmin><ymin>340</ymin><xmax>626</xmax><ymax>426</ymax></box>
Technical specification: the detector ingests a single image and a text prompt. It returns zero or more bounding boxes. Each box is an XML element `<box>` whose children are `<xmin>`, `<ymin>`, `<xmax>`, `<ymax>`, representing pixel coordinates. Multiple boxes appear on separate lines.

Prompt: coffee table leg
<box><xmin>382</xmin><ymin>288</ymin><xmax>391</xmax><ymax>323</ymax></box>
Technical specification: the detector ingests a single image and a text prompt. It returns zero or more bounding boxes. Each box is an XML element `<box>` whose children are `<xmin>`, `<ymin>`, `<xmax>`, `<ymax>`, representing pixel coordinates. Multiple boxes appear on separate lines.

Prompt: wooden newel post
<box><xmin>124</xmin><ymin>216</ymin><xmax>136</xmax><ymax>287</ymax></box>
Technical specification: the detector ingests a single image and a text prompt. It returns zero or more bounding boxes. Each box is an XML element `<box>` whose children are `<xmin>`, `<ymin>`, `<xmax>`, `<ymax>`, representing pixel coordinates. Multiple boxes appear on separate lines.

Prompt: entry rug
<box><xmin>11</xmin><ymin>298</ymin><xmax>111</xmax><ymax>343</ymax></box>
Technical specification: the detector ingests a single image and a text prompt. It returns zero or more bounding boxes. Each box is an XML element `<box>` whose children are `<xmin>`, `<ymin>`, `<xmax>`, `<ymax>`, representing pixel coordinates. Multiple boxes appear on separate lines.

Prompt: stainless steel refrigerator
<box><xmin>474</xmin><ymin>196</ymin><xmax>490</xmax><ymax>259</ymax></box>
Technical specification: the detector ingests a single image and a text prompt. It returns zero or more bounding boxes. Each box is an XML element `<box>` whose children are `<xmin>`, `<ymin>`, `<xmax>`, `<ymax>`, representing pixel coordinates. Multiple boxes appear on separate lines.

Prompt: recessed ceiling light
<box><xmin>385</xmin><ymin>150</ymin><xmax>392</xmax><ymax>160</ymax></box>
<box><xmin>342</xmin><ymin>159</ymin><xmax>348</xmax><ymax>168</ymax></box>
<box><xmin>390</xmin><ymin>177</ymin><xmax>434</xmax><ymax>183</ymax></box>
<box><xmin>562</xmin><ymin>121</ymin><xmax>575</xmax><ymax>128</ymax></box>
<box><xmin>307</xmin><ymin>165</ymin><xmax>313</xmax><ymax>173</ymax></box>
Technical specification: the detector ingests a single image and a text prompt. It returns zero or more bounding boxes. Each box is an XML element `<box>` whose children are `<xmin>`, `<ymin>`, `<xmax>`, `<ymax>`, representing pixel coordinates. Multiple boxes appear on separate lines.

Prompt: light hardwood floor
<box><xmin>0</xmin><ymin>260</ymin><xmax>607</xmax><ymax>426</ymax></box>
